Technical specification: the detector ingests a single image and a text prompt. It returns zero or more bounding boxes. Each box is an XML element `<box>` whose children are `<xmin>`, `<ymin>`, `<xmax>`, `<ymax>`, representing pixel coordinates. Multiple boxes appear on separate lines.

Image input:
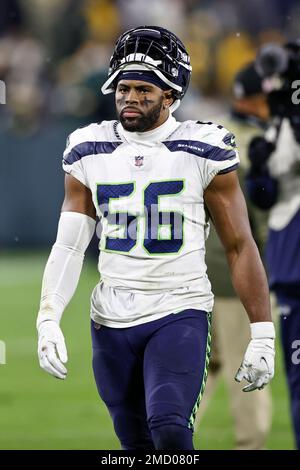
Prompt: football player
<box><xmin>37</xmin><ymin>26</ymin><xmax>275</xmax><ymax>450</ymax></box>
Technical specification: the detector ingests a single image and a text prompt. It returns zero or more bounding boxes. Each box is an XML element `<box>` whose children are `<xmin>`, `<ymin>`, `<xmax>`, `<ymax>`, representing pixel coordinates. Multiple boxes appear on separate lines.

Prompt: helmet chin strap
<box><xmin>169</xmin><ymin>99</ymin><xmax>181</xmax><ymax>113</ymax></box>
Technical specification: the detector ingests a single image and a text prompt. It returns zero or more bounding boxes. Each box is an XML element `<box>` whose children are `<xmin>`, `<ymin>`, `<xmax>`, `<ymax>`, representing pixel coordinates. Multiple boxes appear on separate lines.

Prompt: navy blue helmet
<box><xmin>101</xmin><ymin>26</ymin><xmax>192</xmax><ymax>111</ymax></box>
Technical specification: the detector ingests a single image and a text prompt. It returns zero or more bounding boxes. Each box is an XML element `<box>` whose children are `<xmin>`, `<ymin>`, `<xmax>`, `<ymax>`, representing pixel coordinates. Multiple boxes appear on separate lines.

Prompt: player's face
<box><xmin>115</xmin><ymin>80</ymin><xmax>172</xmax><ymax>132</ymax></box>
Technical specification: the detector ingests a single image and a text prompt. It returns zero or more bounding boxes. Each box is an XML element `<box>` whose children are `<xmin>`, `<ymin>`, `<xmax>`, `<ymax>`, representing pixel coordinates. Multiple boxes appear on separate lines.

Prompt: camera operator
<box><xmin>195</xmin><ymin>62</ymin><xmax>272</xmax><ymax>450</ymax></box>
<box><xmin>246</xmin><ymin>40</ymin><xmax>300</xmax><ymax>449</ymax></box>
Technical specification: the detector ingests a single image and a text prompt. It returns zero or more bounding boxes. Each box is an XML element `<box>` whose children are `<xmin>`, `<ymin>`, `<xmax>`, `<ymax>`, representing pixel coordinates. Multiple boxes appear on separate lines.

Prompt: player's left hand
<box><xmin>235</xmin><ymin>337</ymin><xmax>275</xmax><ymax>392</ymax></box>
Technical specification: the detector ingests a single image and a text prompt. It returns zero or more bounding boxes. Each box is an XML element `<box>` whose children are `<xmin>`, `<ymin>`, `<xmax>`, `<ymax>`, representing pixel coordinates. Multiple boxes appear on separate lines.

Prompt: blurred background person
<box><xmin>246</xmin><ymin>40</ymin><xmax>300</xmax><ymax>449</ymax></box>
<box><xmin>194</xmin><ymin>64</ymin><xmax>272</xmax><ymax>450</ymax></box>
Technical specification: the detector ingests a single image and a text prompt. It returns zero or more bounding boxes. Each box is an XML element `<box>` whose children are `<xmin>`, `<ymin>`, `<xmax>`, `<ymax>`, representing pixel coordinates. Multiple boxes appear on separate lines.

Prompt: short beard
<box><xmin>118</xmin><ymin>98</ymin><xmax>163</xmax><ymax>132</ymax></box>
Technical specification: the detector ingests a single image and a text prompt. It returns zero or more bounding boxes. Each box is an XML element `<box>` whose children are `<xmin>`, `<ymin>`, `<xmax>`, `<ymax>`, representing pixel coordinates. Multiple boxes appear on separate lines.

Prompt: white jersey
<box><xmin>62</xmin><ymin>114</ymin><xmax>239</xmax><ymax>327</ymax></box>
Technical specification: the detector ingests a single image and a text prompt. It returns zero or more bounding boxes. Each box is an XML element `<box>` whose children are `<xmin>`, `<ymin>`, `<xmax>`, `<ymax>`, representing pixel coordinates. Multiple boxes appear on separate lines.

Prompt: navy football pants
<box><xmin>277</xmin><ymin>291</ymin><xmax>300</xmax><ymax>449</ymax></box>
<box><xmin>91</xmin><ymin>309</ymin><xmax>211</xmax><ymax>450</ymax></box>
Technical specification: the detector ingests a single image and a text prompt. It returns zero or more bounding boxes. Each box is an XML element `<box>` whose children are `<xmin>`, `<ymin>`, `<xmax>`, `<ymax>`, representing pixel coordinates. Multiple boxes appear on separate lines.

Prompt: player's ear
<box><xmin>163</xmin><ymin>90</ymin><xmax>173</xmax><ymax>109</ymax></box>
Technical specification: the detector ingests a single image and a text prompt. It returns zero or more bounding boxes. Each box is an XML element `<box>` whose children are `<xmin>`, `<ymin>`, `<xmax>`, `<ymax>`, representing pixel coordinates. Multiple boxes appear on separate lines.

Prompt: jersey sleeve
<box><xmin>202</xmin><ymin>127</ymin><xmax>240</xmax><ymax>189</ymax></box>
<box><xmin>62</xmin><ymin>126</ymin><xmax>92</xmax><ymax>187</ymax></box>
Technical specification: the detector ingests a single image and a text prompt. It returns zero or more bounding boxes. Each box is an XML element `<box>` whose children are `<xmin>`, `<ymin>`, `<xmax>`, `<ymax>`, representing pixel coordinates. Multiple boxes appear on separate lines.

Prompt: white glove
<box><xmin>235</xmin><ymin>322</ymin><xmax>275</xmax><ymax>392</ymax></box>
<box><xmin>36</xmin><ymin>213</ymin><xmax>95</xmax><ymax>380</ymax></box>
<box><xmin>38</xmin><ymin>320</ymin><xmax>68</xmax><ymax>380</ymax></box>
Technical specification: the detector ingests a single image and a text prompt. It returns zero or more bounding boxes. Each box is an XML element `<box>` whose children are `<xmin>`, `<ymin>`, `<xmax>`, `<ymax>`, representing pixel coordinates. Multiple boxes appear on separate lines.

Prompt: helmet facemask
<box><xmin>101</xmin><ymin>26</ymin><xmax>192</xmax><ymax>112</ymax></box>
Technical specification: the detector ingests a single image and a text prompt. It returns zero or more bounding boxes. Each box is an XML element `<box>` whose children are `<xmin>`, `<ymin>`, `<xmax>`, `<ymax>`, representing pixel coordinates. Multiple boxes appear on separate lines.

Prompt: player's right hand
<box><xmin>38</xmin><ymin>320</ymin><xmax>68</xmax><ymax>379</ymax></box>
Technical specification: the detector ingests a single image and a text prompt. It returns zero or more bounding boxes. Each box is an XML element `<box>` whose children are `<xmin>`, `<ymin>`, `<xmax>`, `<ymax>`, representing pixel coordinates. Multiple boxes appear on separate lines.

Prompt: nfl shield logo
<box><xmin>134</xmin><ymin>156</ymin><xmax>144</xmax><ymax>167</ymax></box>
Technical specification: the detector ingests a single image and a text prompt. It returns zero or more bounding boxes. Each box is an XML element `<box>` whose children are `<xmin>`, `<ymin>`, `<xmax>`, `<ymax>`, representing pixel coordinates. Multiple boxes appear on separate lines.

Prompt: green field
<box><xmin>0</xmin><ymin>252</ymin><xmax>295</xmax><ymax>449</ymax></box>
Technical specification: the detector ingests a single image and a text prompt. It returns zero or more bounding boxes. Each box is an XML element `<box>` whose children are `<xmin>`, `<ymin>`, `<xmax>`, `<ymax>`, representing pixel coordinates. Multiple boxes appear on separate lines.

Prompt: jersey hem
<box><xmin>90</xmin><ymin>304</ymin><xmax>211</xmax><ymax>329</ymax></box>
